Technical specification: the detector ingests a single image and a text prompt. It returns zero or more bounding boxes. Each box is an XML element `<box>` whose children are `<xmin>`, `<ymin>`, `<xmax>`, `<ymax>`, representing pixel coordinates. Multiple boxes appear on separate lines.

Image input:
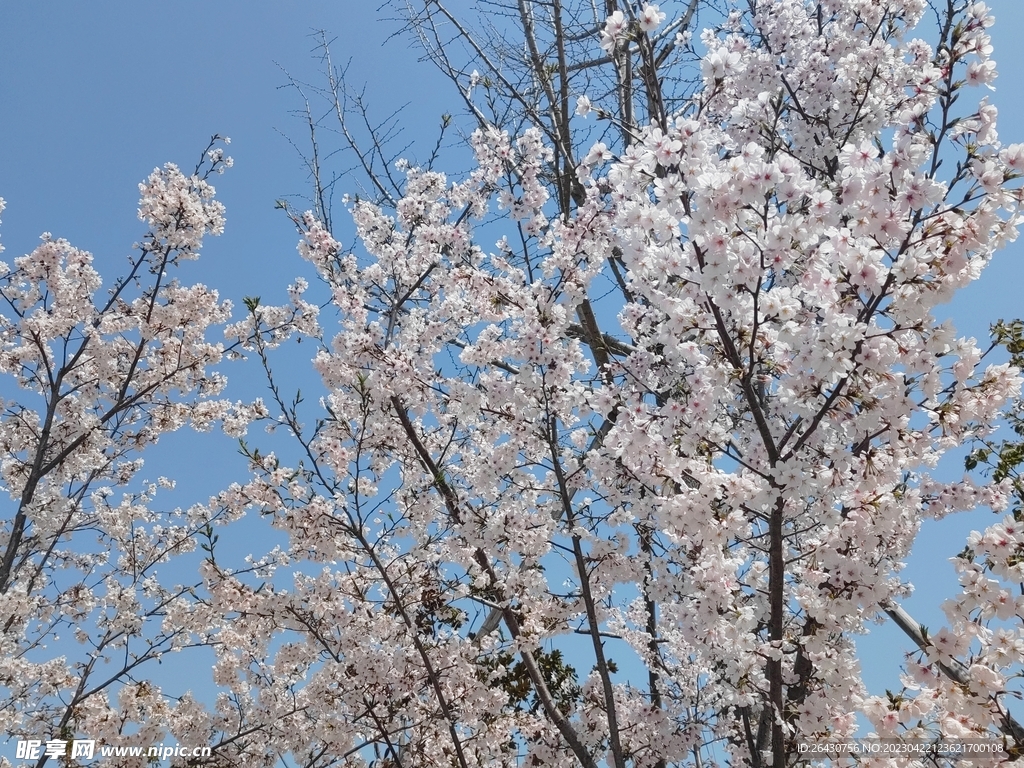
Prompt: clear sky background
<box><xmin>1</xmin><ymin>0</ymin><xmax>1023</xmax><ymax>726</ymax></box>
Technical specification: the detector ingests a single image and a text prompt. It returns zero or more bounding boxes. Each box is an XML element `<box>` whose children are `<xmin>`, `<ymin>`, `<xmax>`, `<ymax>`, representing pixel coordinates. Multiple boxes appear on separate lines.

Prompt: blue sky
<box><xmin>2</xmin><ymin>0</ymin><xmax>1024</xmax><ymax>734</ymax></box>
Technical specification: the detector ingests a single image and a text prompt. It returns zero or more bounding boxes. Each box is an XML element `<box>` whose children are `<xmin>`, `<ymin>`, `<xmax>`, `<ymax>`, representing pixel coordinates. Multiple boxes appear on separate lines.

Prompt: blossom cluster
<box><xmin>0</xmin><ymin>139</ymin><xmax>271</xmax><ymax>758</ymax></box>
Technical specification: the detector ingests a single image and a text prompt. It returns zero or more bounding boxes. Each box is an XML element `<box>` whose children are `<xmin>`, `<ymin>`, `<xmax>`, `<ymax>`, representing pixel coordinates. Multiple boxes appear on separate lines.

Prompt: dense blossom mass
<box><xmin>4</xmin><ymin>1</ymin><xmax>1024</xmax><ymax>766</ymax></box>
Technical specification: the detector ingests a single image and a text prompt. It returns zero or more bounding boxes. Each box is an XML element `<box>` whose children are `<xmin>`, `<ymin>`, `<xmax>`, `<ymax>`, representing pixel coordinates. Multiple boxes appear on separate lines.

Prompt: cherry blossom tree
<box><xmin>202</xmin><ymin>0</ymin><xmax>1024</xmax><ymax>765</ymax></box>
<box><xmin>5</xmin><ymin>0</ymin><xmax>1024</xmax><ymax>766</ymax></box>
<box><xmin>0</xmin><ymin>139</ymin><xmax>267</xmax><ymax>765</ymax></box>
